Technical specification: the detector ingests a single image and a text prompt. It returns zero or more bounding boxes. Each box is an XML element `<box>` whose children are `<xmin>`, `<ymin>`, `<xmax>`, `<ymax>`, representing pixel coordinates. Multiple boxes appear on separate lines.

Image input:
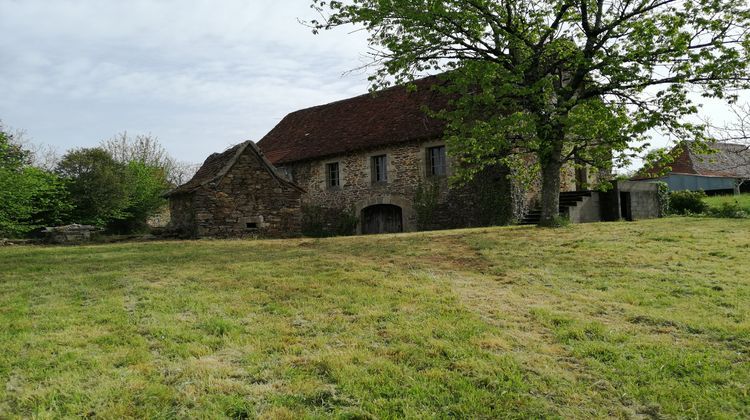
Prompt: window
<box><xmin>427</xmin><ymin>146</ymin><xmax>447</xmax><ymax>176</ymax></box>
<box><xmin>326</xmin><ymin>162</ymin><xmax>340</xmax><ymax>188</ymax></box>
<box><xmin>371</xmin><ymin>155</ymin><xmax>388</xmax><ymax>183</ymax></box>
<box><xmin>246</xmin><ymin>222</ymin><xmax>258</xmax><ymax>229</ymax></box>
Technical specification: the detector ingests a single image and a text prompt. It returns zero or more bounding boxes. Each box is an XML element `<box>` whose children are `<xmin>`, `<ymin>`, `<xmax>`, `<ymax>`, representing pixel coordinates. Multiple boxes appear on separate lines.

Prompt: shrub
<box><xmin>706</xmin><ymin>201</ymin><xmax>747</xmax><ymax>219</ymax></box>
<box><xmin>669</xmin><ymin>190</ymin><xmax>708</xmax><ymax>215</ymax></box>
<box><xmin>655</xmin><ymin>181</ymin><xmax>670</xmax><ymax>217</ymax></box>
<box><xmin>301</xmin><ymin>205</ymin><xmax>358</xmax><ymax>237</ymax></box>
<box><xmin>414</xmin><ymin>179</ymin><xmax>441</xmax><ymax>230</ymax></box>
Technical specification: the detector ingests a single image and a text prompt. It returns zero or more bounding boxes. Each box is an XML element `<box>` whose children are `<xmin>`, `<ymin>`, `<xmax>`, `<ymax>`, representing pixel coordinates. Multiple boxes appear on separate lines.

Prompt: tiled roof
<box><xmin>690</xmin><ymin>142</ymin><xmax>750</xmax><ymax>178</ymax></box>
<box><xmin>166</xmin><ymin>141</ymin><xmax>303</xmax><ymax>196</ymax></box>
<box><xmin>635</xmin><ymin>141</ymin><xmax>750</xmax><ymax>179</ymax></box>
<box><xmin>257</xmin><ymin>76</ymin><xmax>449</xmax><ymax>165</ymax></box>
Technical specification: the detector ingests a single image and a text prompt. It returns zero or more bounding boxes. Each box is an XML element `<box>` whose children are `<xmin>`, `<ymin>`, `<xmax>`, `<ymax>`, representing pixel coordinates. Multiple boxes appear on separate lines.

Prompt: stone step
<box><xmin>521</xmin><ymin>191</ymin><xmax>593</xmax><ymax>225</ymax></box>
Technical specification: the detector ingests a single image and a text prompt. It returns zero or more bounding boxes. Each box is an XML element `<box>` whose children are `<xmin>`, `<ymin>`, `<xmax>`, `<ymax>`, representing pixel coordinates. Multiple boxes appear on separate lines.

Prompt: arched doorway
<box><xmin>361</xmin><ymin>204</ymin><xmax>403</xmax><ymax>234</ymax></box>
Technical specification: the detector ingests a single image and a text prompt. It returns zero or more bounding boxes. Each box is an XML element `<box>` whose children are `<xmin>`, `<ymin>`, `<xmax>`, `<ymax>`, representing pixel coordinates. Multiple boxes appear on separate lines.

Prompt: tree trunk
<box><xmin>539</xmin><ymin>156</ymin><xmax>563</xmax><ymax>226</ymax></box>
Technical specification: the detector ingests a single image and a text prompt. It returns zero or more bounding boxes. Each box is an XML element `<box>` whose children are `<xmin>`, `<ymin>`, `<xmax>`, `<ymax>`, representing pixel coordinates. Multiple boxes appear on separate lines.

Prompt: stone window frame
<box><xmin>426</xmin><ymin>145</ymin><xmax>447</xmax><ymax>177</ymax></box>
<box><xmin>325</xmin><ymin>161</ymin><xmax>341</xmax><ymax>189</ymax></box>
<box><xmin>370</xmin><ymin>154</ymin><xmax>389</xmax><ymax>184</ymax></box>
<box><xmin>419</xmin><ymin>140</ymin><xmax>451</xmax><ymax>179</ymax></box>
<box><xmin>321</xmin><ymin>158</ymin><xmax>345</xmax><ymax>190</ymax></box>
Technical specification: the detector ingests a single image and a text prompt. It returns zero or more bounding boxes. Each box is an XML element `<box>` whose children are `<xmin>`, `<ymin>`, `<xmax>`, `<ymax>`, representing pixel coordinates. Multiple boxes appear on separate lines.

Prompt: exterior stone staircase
<box><xmin>520</xmin><ymin>191</ymin><xmax>593</xmax><ymax>225</ymax></box>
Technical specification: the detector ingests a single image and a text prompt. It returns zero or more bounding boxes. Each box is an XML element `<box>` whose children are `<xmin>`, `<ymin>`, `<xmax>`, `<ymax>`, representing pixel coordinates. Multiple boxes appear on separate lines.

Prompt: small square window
<box><xmin>427</xmin><ymin>146</ymin><xmax>447</xmax><ymax>177</ymax></box>
<box><xmin>326</xmin><ymin>162</ymin><xmax>340</xmax><ymax>188</ymax></box>
<box><xmin>371</xmin><ymin>155</ymin><xmax>388</xmax><ymax>183</ymax></box>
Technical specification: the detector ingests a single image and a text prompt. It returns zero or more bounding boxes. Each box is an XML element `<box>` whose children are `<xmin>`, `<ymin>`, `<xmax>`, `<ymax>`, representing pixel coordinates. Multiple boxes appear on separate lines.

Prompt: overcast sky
<box><xmin>1</xmin><ymin>1</ymin><xmax>746</xmax><ymax>168</ymax></box>
<box><xmin>0</xmin><ymin>0</ymin><xmax>372</xmax><ymax>165</ymax></box>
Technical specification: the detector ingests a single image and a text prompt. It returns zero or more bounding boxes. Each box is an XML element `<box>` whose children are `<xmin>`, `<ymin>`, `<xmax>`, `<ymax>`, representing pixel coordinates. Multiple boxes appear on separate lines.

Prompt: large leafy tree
<box><xmin>56</xmin><ymin>148</ymin><xmax>133</xmax><ymax>227</ymax></box>
<box><xmin>0</xmin><ymin>123</ymin><xmax>31</xmax><ymax>170</ymax></box>
<box><xmin>310</xmin><ymin>0</ymin><xmax>750</xmax><ymax>225</ymax></box>
<box><xmin>101</xmin><ymin>132</ymin><xmax>199</xmax><ymax>186</ymax></box>
<box><xmin>56</xmin><ymin>145</ymin><xmax>172</xmax><ymax>232</ymax></box>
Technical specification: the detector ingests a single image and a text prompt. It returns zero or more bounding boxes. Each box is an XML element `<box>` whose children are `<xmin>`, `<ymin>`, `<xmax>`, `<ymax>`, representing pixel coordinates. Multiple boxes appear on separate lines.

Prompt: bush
<box><xmin>706</xmin><ymin>201</ymin><xmax>747</xmax><ymax>219</ymax></box>
<box><xmin>414</xmin><ymin>179</ymin><xmax>441</xmax><ymax>230</ymax></box>
<box><xmin>301</xmin><ymin>205</ymin><xmax>358</xmax><ymax>237</ymax></box>
<box><xmin>669</xmin><ymin>190</ymin><xmax>708</xmax><ymax>215</ymax></box>
<box><xmin>656</xmin><ymin>181</ymin><xmax>670</xmax><ymax>217</ymax></box>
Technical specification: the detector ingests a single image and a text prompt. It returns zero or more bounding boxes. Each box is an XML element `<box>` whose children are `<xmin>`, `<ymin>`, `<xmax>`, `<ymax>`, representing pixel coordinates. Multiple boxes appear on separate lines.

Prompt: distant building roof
<box><xmin>257</xmin><ymin>76</ymin><xmax>449</xmax><ymax>165</ymax></box>
<box><xmin>635</xmin><ymin>141</ymin><xmax>750</xmax><ymax>180</ymax></box>
<box><xmin>166</xmin><ymin>141</ymin><xmax>302</xmax><ymax>197</ymax></box>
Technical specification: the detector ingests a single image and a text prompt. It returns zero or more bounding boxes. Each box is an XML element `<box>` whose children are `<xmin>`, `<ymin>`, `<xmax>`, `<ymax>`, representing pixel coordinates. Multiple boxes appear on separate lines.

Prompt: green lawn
<box><xmin>705</xmin><ymin>193</ymin><xmax>750</xmax><ymax>213</ymax></box>
<box><xmin>1</xmin><ymin>218</ymin><xmax>749</xmax><ymax>418</ymax></box>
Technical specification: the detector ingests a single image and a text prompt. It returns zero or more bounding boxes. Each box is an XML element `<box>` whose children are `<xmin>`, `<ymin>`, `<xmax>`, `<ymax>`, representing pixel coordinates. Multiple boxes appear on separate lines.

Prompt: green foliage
<box><xmin>706</xmin><ymin>201</ymin><xmax>748</xmax><ymax>219</ymax></box>
<box><xmin>669</xmin><ymin>190</ymin><xmax>708</xmax><ymax>215</ymax></box>
<box><xmin>0</xmin><ymin>126</ymin><xmax>72</xmax><ymax>237</ymax></box>
<box><xmin>472</xmin><ymin>167</ymin><xmax>515</xmax><ymax>226</ymax></box>
<box><xmin>704</xmin><ymin>193</ymin><xmax>750</xmax><ymax>214</ymax></box>
<box><xmin>655</xmin><ymin>181</ymin><xmax>670</xmax><ymax>217</ymax></box>
<box><xmin>0</xmin><ymin>126</ymin><xmax>31</xmax><ymax>170</ymax></box>
<box><xmin>414</xmin><ymin>179</ymin><xmax>442</xmax><ymax>230</ymax></box>
<box><xmin>56</xmin><ymin>148</ymin><xmax>170</xmax><ymax>231</ymax></box>
<box><xmin>56</xmin><ymin>148</ymin><xmax>133</xmax><ymax>227</ymax></box>
<box><xmin>0</xmin><ymin>126</ymin><xmax>174</xmax><ymax>236</ymax></box>
<box><xmin>0</xmin><ymin>167</ymin><xmax>72</xmax><ymax>237</ymax></box>
<box><xmin>301</xmin><ymin>205</ymin><xmax>358</xmax><ymax>237</ymax></box>
<box><xmin>109</xmin><ymin>162</ymin><xmax>171</xmax><ymax>233</ymax></box>
<box><xmin>310</xmin><ymin>0</ymin><xmax>750</xmax><ymax>223</ymax></box>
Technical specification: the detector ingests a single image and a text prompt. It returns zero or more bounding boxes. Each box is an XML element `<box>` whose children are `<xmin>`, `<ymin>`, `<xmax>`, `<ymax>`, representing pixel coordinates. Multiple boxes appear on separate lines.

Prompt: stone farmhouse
<box><xmin>167</xmin><ymin>77</ymin><xmax>660</xmax><ymax>238</ymax></box>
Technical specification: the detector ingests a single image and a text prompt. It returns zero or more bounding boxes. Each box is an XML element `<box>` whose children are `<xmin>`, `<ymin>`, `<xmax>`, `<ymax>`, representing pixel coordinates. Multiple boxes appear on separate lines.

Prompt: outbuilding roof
<box><xmin>257</xmin><ymin>75</ymin><xmax>449</xmax><ymax>165</ymax></box>
<box><xmin>689</xmin><ymin>142</ymin><xmax>750</xmax><ymax>178</ymax></box>
<box><xmin>636</xmin><ymin>141</ymin><xmax>750</xmax><ymax>179</ymax></box>
<box><xmin>166</xmin><ymin>141</ymin><xmax>303</xmax><ymax>197</ymax></box>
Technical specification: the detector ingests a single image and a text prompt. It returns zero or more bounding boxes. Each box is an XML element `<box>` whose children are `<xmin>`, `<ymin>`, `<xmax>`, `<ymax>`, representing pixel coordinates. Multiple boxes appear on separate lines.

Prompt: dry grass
<box><xmin>1</xmin><ymin>218</ymin><xmax>749</xmax><ymax>418</ymax></box>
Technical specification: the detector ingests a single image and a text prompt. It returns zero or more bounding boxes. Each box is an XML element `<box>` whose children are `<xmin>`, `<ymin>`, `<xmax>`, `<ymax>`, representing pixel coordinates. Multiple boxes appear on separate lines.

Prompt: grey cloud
<box><xmin>0</xmin><ymin>0</ymin><xmax>371</xmax><ymax>163</ymax></box>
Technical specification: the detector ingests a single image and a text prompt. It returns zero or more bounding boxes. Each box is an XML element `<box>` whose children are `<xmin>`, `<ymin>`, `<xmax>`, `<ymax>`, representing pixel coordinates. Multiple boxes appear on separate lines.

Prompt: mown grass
<box><xmin>705</xmin><ymin>193</ymin><xmax>750</xmax><ymax>213</ymax></box>
<box><xmin>1</xmin><ymin>218</ymin><xmax>749</xmax><ymax>418</ymax></box>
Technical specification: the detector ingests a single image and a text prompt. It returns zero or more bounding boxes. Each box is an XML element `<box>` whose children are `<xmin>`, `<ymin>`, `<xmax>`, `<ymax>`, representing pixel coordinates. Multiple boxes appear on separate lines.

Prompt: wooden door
<box><xmin>362</xmin><ymin>205</ymin><xmax>403</xmax><ymax>234</ymax></box>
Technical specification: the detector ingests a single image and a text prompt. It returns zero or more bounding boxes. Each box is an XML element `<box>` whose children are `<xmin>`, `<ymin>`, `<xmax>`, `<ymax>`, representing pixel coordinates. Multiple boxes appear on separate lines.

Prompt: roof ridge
<box><xmin>281</xmin><ymin>75</ymin><xmax>442</xmax><ymax>117</ymax></box>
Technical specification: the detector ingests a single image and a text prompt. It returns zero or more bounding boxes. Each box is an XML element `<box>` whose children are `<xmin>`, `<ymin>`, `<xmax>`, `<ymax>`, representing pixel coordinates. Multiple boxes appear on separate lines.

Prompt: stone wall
<box><xmin>169</xmin><ymin>194</ymin><xmax>195</xmax><ymax>236</ymax></box>
<box><xmin>280</xmin><ymin>139</ymin><xmax>520</xmax><ymax>233</ymax></box>
<box><xmin>171</xmin><ymin>147</ymin><xmax>302</xmax><ymax>238</ymax></box>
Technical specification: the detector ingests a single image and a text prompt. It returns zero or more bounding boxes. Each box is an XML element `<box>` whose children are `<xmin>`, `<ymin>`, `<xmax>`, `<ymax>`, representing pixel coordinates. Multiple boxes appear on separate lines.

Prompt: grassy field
<box><xmin>705</xmin><ymin>193</ymin><xmax>750</xmax><ymax>213</ymax></box>
<box><xmin>1</xmin><ymin>218</ymin><xmax>749</xmax><ymax>418</ymax></box>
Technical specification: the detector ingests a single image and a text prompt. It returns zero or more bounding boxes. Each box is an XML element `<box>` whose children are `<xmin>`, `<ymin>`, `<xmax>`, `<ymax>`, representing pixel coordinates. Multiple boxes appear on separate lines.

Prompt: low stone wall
<box><xmin>43</xmin><ymin>225</ymin><xmax>102</xmax><ymax>244</ymax></box>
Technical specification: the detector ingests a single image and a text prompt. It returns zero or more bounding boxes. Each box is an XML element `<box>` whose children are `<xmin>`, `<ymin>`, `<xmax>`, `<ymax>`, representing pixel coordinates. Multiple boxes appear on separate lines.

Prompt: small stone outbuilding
<box><xmin>165</xmin><ymin>141</ymin><xmax>304</xmax><ymax>238</ymax></box>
